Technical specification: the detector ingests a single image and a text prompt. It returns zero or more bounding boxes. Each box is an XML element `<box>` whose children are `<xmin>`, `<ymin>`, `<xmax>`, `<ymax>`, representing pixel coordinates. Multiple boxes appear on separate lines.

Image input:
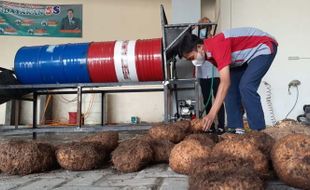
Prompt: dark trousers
<box><xmin>225</xmin><ymin>46</ymin><xmax>277</xmax><ymax>130</ymax></box>
<box><xmin>200</xmin><ymin>78</ymin><xmax>226</xmax><ymax>129</ymax></box>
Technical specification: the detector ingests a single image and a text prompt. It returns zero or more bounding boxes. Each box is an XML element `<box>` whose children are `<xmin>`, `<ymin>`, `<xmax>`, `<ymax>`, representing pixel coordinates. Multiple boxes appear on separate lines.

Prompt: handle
<box><xmin>297</xmin><ymin>114</ymin><xmax>306</xmax><ymax>122</ymax></box>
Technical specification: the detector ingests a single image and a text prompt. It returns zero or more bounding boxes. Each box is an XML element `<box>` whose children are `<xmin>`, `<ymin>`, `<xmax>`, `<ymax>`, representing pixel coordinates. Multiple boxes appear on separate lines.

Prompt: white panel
<box><xmin>218</xmin><ymin>0</ymin><xmax>232</xmax><ymax>31</ymax></box>
<box><xmin>0</xmin><ymin>104</ymin><xmax>5</xmax><ymax>125</ymax></box>
<box><xmin>172</xmin><ymin>0</ymin><xmax>201</xmax><ymax>24</ymax></box>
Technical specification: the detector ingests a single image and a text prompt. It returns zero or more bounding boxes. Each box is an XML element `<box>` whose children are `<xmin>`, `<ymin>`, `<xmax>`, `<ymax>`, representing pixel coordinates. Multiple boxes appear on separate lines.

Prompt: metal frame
<box><xmin>0</xmin><ymin>82</ymin><xmax>165</xmax><ymax>137</ymax></box>
<box><xmin>0</xmin><ymin>81</ymin><xmax>195</xmax><ymax>136</ymax></box>
<box><xmin>160</xmin><ymin>5</ymin><xmax>217</xmax><ymax>122</ymax></box>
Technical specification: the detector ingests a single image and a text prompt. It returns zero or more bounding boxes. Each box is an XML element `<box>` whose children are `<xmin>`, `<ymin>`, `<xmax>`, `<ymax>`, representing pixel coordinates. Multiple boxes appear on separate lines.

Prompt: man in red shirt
<box><xmin>178</xmin><ymin>27</ymin><xmax>278</xmax><ymax>133</ymax></box>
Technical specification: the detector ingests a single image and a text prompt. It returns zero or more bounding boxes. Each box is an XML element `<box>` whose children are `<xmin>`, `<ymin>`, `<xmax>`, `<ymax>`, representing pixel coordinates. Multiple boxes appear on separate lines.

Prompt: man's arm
<box><xmin>203</xmin><ymin>65</ymin><xmax>230</xmax><ymax>130</ymax></box>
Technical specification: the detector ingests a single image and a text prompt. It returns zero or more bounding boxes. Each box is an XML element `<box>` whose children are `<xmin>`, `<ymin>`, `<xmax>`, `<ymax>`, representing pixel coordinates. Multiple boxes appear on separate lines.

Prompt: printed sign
<box><xmin>0</xmin><ymin>1</ymin><xmax>82</xmax><ymax>37</ymax></box>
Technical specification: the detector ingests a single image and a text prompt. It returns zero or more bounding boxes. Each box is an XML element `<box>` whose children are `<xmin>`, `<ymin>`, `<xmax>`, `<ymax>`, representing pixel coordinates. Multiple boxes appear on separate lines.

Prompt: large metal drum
<box><xmin>14</xmin><ymin>43</ymin><xmax>91</xmax><ymax>84</ymax></box>
<box><xmin>87</xmin><ymin>38</ymin><xmax>163</xmax><ymax>83</ymax></box>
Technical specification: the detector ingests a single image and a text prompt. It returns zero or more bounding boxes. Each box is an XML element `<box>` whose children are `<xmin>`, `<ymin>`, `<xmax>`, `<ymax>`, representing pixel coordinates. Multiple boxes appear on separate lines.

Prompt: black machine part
<box><xmin>0</xmin><ymin>68</ymin><xmax>33</xmax><ymax>104</ymax></box>
<box><xmin>0</xmin><ymin>67</ymin><xmax>19</xmax><ymax>85</ymax></box>
<box><xmin>177</xmin><ymin>99</ymin><xmax>195</xmax><ymax>119</ymax></box>
<box><xmin>297</xmin><ymin>105</ymin><xmax>310</xmax><ymax>125</ymax></box>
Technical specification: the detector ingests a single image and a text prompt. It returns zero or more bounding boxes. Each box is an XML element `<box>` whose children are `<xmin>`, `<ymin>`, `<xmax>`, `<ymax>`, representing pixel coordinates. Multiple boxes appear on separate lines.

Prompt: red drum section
<box><xmin>87</xmin><ymin>38</ymin><xmax>163</xmax><ymax>83</ymax></box>
<box><xmin>87</xmin><ymin>41</ymin><xmax>118</xmax><ymax>82</ymax></box>
<box><xmin>135</xmin><ymin>38</ymin><xmax>163</xmax><ymax>81</ymax></box>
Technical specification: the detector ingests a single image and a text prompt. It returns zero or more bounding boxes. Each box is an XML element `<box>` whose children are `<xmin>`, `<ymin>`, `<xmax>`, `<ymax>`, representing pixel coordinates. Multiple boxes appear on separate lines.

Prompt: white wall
<box><xmin>219</xmin><ymin>0</ymin><xmax>310</xmax><ymax>124</ymax></box>
<box><xmin>201</xmin><ymin>0</ymin><xmax>217</xmax><ymax>21</ymax></box>
<box><xmin>106</xmin><ymin>92</ymin><xmax>165</xmax><ymax>123</ymax></box>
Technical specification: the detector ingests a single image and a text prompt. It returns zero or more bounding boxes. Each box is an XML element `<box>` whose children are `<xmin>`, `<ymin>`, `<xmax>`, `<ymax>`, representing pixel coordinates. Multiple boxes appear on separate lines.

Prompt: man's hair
<box><xmin>67</xmin><ymin>9</ymin><xmax>74</xmax><ymax>13</ymax></box>
<box><xmin>199</xmin><ymin>17</ymin><xmax>212</xmax><ymax>32</ymax></box>
<box><xmin>178</xmin><ymin>34</ymin><xmax>203</xmax><ymax>58</ymax></box>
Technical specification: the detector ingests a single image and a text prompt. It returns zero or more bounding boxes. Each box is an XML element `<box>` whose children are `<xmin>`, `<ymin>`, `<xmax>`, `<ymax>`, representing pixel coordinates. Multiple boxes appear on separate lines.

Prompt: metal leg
<box><xmin>101</xmin><ymin>92</ymin><xmax>105</xmax><ymax>126</ymax></box>
<box><xmin>174</xmin><ymin>84</ymin><xmax>179</xmax><ymax>120</ymax></box>
<box><xmin>33</xmin><ymin>92</ymin><xmax>37</xmax><ymax>139</ymax></box>
<box><xmin>77</xmin><ymin>86</ymin><xmax>83</xmax><ymax>128</ymax></box>
<box><xmin>194</xmin><ymin>79</ymin><xmax>200</xmax><ymax>118</ymax></box>
<box><xmin>39</xmin><ymin>95</ymin><xmax>47</xmax><ymax>125</ymax></box>
<box><xmin>14</xmin><ymin>100</ymin><xmax>20</xmax><ymax>129</ymax></box>
<box><xmin>5</xmin><ymin>101</ymin><xmax>13</xmax><ymax>126</ymax></box>
<box><xmin>163</xmin><ymin>82</ymin><xmax>170</xmax><ymax>123</ymax></box>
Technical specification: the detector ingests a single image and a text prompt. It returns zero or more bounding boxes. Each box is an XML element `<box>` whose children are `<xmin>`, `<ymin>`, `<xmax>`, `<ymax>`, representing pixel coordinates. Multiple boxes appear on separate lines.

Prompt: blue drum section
<box><xmin>14</xmin><ymin>46</ymin><xmax>45</xmax><ymax>84</ymax></box>
<box><xmin>14</xmin><ymin>43</ymin><xmax>91</xmax><ymax>84</ymax></box>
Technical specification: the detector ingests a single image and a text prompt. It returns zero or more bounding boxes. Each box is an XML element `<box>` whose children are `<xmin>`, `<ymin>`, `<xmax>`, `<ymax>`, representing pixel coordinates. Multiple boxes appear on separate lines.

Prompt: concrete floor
<box><xmin>0</xmin><ymin>164</ymin><xmax>187</xmax><ymax>190</ymax></box>
<box><xmin>0</xmin><ymin>130</ymin><xmax>302</xmax><ymax>190</ymax></box>
<box><xmin>0</xmin><ymin>164</ymin><xmax>301</xmax><ymax>190</ymax></box>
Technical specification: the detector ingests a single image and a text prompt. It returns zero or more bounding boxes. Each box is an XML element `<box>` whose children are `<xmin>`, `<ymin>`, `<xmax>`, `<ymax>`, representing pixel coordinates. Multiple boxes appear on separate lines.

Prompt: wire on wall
<box><xmin>263</xmin><ymin>81</ymin><xmax>277</xmax><ymax>125</ymax></box>
<box><xmin>39</xmin><ymin>93</ymin><xmax>97</xmax><ymax>125</ymax></box>
<box><xmin>285</xmin><ymin>86</ymin><xmax>299</xmax><ymax>119</ymax></box>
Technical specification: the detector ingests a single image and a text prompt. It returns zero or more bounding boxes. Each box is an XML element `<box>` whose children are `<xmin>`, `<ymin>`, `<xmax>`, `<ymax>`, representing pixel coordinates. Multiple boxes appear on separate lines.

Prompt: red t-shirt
<box><xmin>203</xmin><ymin>27</ymin><xmax>278</xmax><ymax>70</ymax></box>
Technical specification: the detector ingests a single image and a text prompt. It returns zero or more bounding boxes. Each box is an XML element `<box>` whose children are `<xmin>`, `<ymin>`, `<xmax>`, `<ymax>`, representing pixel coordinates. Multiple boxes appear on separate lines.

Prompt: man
<box><xmin>193</xmin><ymin>17</ymin><xmax>225</xmax><ymax>134</ymax></box>
<box><xmin>178</xmin><ymin>27</ymin><xmax>278</xmax><ymax>133</ymax></box>
<box><xmin>60</xmin><ymin>9</ymin><xmax>81</xmax><ymax>30</ymax></box>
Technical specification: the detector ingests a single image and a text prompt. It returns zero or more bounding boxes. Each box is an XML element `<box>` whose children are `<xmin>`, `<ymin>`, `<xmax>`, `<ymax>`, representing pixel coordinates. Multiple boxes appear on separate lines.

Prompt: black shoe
<box><xmin>206</xmin><ymin>126</ymin><xmax>216</xmax><ymax>134</ymax></box>
<box><xmin>216</xmin><ymin>128</ymin><xmax>226</xmax><ymax>135</ymax></box>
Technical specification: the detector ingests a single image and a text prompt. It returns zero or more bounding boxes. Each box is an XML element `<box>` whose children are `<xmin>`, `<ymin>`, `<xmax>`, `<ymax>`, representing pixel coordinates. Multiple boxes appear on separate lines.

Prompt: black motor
<box><xmin>0</xmin><ymin>68</ymin><xmax>19</xmax><ymax>85</ymax></box>
<box><xmin>0</xmin><ymin>67</ymin><xmax>31</xmax><ymax>105</ymax></box>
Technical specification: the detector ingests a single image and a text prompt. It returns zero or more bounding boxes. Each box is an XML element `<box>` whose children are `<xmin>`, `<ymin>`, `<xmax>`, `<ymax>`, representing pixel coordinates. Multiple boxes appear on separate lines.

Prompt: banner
<box><xmin>0</xmin><ymin>1</ymin><xmax>82</xmax><ymax>37</ymax></box>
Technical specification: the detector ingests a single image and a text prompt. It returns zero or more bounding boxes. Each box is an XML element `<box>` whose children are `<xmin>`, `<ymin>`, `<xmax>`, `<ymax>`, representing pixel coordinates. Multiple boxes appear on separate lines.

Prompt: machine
<box><xmin>0</xmin><ymin>5</ymin><xmax>217</xmax><ymax>137</ymax></box>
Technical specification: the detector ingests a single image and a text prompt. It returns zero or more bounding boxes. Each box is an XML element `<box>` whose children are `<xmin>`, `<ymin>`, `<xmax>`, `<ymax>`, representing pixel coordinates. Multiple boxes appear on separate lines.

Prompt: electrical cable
<box><xmin>40</xmin><ymin>95</ymin><xmax>52</xmax><ymax>124</ymax></box>
<box><xmin>199</xmin><ymin>66</ymin><xmax>214</xmax><ymax>118</ymax></box>
<box><xmin>263</xmin><ymin>81</ymin><xmax>277</xmax><ymax>125</ymax></box>
<box><xmin>59</xmin><ymin>95</ymin><xmax>77</xmax><ymax>103</ymax></box>
<box><xmin>40</xmin><ymin>93</ymin><xmax>96</xmax><ymax>126</ymax></box>
<box><xmin>285</xmin><ymin>86</ymin><xmax>299</xmax><ymax>119</ymax></box>
<box><xmin>83</xmin><ymin>94</ymin><xmax>96</xmax><ymax>118</ymax></box>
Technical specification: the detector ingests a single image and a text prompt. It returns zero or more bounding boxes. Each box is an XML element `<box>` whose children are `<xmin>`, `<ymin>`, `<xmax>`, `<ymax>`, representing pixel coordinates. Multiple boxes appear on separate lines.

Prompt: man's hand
<box><xmin>202</xmin><ymin>66</ymin><xmax>230</xmax><ymax>131</ymax></box>
<box><xmin>202</xmin><ymin>113</ymin><xmax>216</xmax><ymax>131</ymax></box>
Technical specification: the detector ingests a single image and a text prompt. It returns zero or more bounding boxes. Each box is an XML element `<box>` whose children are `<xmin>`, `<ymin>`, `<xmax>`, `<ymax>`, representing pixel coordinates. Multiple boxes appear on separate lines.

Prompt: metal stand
<box><xmin>77</xmin><ymin>86</ymin><xmax>83</xmax><ymax>128</ymax></box>
<box><xmin>160</xmin><ymin>5</ymin><xmax>217</xmax><ymax>121</ymax></box>
<box><xmin>101</xmin><ymin>92</ymin><xmax>105</xmax><ymax>126</ymax></box>
<box><xmin>160</xmin><ymin>4</ymin><xmax>192</xmax><ymax>122</ymax></box>
<box><xmin>0</xmin><ymin>82</ymin><xmax>167</xmax><ymax>134</ymax></box>
<box><xmin>14</xmin><ymin>100</ymin><xmax>20</xmax><ymax>129</ymax></box>
<box><xmin>32</xmin><ymin>92</ymin><xmax>37</xmax><ymax>139</ymax></box>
